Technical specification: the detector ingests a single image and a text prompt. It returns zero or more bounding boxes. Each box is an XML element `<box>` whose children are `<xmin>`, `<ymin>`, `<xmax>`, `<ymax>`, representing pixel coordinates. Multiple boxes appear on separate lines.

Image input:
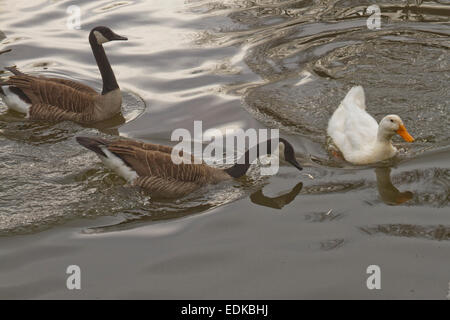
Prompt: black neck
<box><xmin>224</xmin><ymin>139</ymin><xmax>274</xmax><ymax>178</ymax></box>
<box><xmin>89</xmin><ymin>34</ymin><xmax>119</xmax><ymax>95</ymax></box>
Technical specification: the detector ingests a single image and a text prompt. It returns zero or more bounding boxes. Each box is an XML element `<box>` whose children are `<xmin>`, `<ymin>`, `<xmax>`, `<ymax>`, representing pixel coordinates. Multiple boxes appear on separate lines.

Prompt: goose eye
<box><xmin>390</xmin><ymin>119</ymin><xmax>394</xmax><ymax>123</ymax></box>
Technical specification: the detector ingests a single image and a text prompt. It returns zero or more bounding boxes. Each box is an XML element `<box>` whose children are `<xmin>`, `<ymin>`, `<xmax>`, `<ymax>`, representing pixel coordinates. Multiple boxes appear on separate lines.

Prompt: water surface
<box><xmin>0</xmin><ymin>0</ymin><xmax>449</xmax><ymax>299</ymax></box>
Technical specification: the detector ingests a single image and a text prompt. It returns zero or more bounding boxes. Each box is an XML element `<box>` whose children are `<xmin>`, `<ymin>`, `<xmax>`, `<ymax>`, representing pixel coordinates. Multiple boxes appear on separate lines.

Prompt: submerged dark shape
<box><xmin>0</xmin><ymin>48</ymin><xmax>11</xmax><ymax>55</ymax></box>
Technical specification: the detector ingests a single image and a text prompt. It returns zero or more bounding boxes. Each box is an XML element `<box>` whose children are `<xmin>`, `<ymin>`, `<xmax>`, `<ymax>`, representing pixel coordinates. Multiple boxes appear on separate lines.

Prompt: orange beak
<box><xmin>396</xmin><ymin>124</ymin><xmax>414</xmax><ymax>142</ymax></box>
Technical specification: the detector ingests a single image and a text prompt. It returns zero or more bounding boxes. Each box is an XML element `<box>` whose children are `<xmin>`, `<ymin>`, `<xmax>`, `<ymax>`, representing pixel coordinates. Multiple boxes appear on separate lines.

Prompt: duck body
<box><xmin>76</xmin><ymin>136</ymin><xmax>303</xmax><ymax>198</ymax></box>
<box><xmin>0</xmin><ymin>26</ymin><xmax>127</xmax><ymax>124</ymax></box>
<box><xmin>327</xmin><ymin>86</ymin><xmax>414</xmax><ymax>165</ymax></box>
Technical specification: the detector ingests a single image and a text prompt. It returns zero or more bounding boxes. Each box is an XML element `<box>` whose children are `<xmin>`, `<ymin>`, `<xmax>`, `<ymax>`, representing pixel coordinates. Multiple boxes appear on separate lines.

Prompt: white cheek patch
<box><xmin>99</xmin><ymin>146</ymin><xmax>138</xmax><ymax>182</ymax></box>
<box><xmin>93</xmin><ymin>31</ymin><xmax>109</xmax><ymax>45</ymax></box>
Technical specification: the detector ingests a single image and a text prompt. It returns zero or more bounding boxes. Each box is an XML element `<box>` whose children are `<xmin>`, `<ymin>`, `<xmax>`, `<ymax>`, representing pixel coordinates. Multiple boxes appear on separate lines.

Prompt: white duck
<box><xmin>327</xmin><ymin>86</ymin><xmax>414</xmax><ymax>165</ymax></box>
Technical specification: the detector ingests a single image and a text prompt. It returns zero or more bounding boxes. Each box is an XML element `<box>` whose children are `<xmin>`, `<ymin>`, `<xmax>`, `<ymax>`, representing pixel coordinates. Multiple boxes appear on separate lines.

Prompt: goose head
<box><xmin>224</xmin><ymin>138</ymin><xmax>303</xmax><ymax>178</ymax></box>
<box><xmin>278</xmin><ymin>138</ymin><xmax>303</xmax><ymax>171</ymax></box>
<box><xmin>378</xmin><ymin>115</ymin><xmax>414</xmax><ymax>143</ymax></box>
<box><xmin>90</xmin><ymin>26</ymin><xmax>128</xmax><ymax>46</ymax></box>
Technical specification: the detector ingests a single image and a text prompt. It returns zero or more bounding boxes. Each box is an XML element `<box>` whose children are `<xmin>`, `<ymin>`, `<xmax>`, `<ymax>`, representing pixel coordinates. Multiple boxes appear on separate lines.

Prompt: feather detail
<box><xmin>76</xmin><ymin>137</ymin><xmax>231</xmax><ymax>198</ymax></box>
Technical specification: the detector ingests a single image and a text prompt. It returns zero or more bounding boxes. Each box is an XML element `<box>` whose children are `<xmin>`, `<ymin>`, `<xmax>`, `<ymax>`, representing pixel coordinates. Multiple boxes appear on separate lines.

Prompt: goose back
<box><xmin>5</xmin><ymin>66</ymin><xmax>97</xmax><ymax>95</ymax></box>
<box><xmin>0</xmin><ymin>26</ymin><xmax>126</xmax><ymax>124</ymax></box>
<box><xmin>106</xmin><ymin>140</ymin><xmax>229</xmax><ymax>184</ymax></box>
<box><xmin>6</xmin><ymin>75</ymin><xmax>97</xmax><ymax>112</ymax></box>
<box><xmin>4</xmin><ymin>74</ymin><xmax>122</xmax><ymax>123</ymax></box>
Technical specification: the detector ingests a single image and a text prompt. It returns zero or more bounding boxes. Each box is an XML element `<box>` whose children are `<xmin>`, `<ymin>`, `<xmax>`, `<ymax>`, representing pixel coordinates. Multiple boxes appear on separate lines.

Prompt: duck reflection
<box><xmin>375</xmin><ymin>167</ymin><xmax>413</xmax><ymax>205</ymax></box>
<box><xmin>250</xmin><ymin>182</ymin><xmax>303</xmax><ymax>209</ymax></box>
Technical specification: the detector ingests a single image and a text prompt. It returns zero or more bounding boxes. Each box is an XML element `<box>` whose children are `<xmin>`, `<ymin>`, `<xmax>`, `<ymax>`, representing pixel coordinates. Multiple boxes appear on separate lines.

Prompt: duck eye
<box><xmin>390</xmin><ymin>119</ymin><xmax>394</xmax><ymax>123</ymax></box>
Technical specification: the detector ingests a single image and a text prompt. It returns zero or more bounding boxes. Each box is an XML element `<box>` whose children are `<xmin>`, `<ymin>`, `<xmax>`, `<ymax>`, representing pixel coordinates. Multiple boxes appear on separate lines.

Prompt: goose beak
<box><xmin>288</xmin><ymin>158</ymin><xmax>303</xmax><ymax>172</ymax></box>
<box><xmin>111</xmin><ymin>32</ymin><xmax>128</xmax><ymax>41</ymax></box>
<box><xmin>396</xmin><ymin>124</ymin><xmax>414</xmax><ymax>142</ymax></box>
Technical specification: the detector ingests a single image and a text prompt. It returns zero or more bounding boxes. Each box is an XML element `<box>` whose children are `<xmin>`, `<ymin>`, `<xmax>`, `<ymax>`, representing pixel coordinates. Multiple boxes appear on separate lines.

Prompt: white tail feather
<box><xmin>99</xmin><ymin>146</ymin><xmax>138</xmax><ymax>182</ymax></box>
<box><xmin>342</xmin><ymin>86</ymin><xmax>366</xmax><ymax>110</ymax></box>
<box><xmin>0</xmin><ymin>86</ymin><xmax>31</xmax><ymax>115</ymax></box>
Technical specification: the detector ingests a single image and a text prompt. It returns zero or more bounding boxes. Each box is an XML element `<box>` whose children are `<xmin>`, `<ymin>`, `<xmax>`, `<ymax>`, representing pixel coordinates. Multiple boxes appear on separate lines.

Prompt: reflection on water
<box><xmin>305</xmin><ymin>209</ymin><xmax>343</xmax><ymax>223</ymax></box>
<box><xmin>250</xmin><ymin>181</ymin><xmax>302</xmax><ymax>209</ymax></box>
<box><xmin>375</xmin><ymin>167</ymin><xmax>413</xmax><ymax>205</ymax></box>
<box><xmin>320</xmin><ymin>238</ymin><xmax>345</xmax><ymax>251</ymax></box>
<box><xmin>0</xmin><ymin>0</ymin><xmax>448</xmax><ymax>240</ymax></box>
<box><xmin>80</xmin><ymin>178</ymin><xmax>258</xmax><ymax>234</ymax></box>
<box><xmin>361</xmin><ymin>224</ymin><xmax>450</xmax><ymax>241</ymax></box>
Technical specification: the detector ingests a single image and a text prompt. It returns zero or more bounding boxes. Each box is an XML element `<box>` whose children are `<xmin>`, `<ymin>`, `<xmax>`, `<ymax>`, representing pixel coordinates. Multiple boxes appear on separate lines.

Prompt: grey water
<box><xmin>0</xmin><ymin>0</ymin><xmax>449</xmax><ymax>299</ymax></box>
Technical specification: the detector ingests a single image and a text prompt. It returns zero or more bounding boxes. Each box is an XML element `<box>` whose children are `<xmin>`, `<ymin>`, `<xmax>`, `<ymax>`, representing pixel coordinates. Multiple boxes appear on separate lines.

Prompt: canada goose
<box><xmin>327</xmin><ymin>86</ymin><xmax>414</xmax><ymax>164</ymax></box>
<box><xmin>0</xmin><ymin>26</ymin><xmax>127</xmax><ymax>124</ymax></box>
<box><xmin>76</xmin><ymin>136</ymin><xmax>303</xmax><ymax>198</ymax></box>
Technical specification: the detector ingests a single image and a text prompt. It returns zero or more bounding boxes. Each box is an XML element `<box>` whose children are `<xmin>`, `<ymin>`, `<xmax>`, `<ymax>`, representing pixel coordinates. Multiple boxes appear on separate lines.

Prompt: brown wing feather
<box><xmin>133</xmin><ymin>176</ymin><xmax>202</xmax><ymax>198</ymax></box>
<box><xmin>5</xmin><ymin>66</ymin><xmax>98</xmax><ymax>95</ymax></box>
<box><xmin>6</xmin><ymin>75</ymin><xmax>97</xmax><ymax>114</ymax></box>
<box><xmin>29</xmin><ymin>103</ymin><xmax>88</xmax><ymax>123</ymax></box>
<box><xmin>106</xmin><ymin>141</ymin><xmax>215</xmax><ymax>184</ymax></box>
<box><xmin>109</xmin><ymin>139</ymin><xmax>198</xmax><ymax>163</ymax></box>
<box><xmin>45</xmin><ymin>78</ymin><xmax>98</xmax><ymax>95</ymax></box>
<box><xmin>120</xmin><ymin>140</ymin><xmax>174</xmax><ymax>154</ymax></box>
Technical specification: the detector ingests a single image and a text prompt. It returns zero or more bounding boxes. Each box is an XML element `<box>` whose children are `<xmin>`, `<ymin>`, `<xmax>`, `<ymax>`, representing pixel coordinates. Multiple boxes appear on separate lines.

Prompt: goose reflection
<box><xmin>375</xmin><ymin>167</ymin><xmax>413</xmax><ymax>205</ymax></box>
<box><xmin>89</xmin><ymin>112</ymin><xmax>125</xmax><ymax>136</ymax></box>
<box><xmin>250</xmin><ymin>182</ymin><xmax>303</xmax><ymax>209</ymax></box>
<box><xmin>0</xmin><ymin>110</ymin><xmax>124</xmax><ymax>143</ymax></box>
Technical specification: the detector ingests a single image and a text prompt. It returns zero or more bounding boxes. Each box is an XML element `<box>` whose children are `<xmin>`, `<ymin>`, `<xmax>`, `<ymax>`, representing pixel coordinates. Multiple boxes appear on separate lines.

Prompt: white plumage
<box><xmin>327</xmin><ymin>86</ymin><xmax>414</xmax><ymax>165</ymax></box>
<box><xmin>99</xmin><ymin>146</ymin><xmax>138</xmax><ymax>182</ymax></box>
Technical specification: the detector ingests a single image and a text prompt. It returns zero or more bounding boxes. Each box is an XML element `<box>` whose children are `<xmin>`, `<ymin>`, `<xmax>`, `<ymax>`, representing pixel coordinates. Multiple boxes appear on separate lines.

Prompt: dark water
<box><xmin>0</xmin><ymin>0</ymin><xmax>449</xmax><ymax>299</ymax></box>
